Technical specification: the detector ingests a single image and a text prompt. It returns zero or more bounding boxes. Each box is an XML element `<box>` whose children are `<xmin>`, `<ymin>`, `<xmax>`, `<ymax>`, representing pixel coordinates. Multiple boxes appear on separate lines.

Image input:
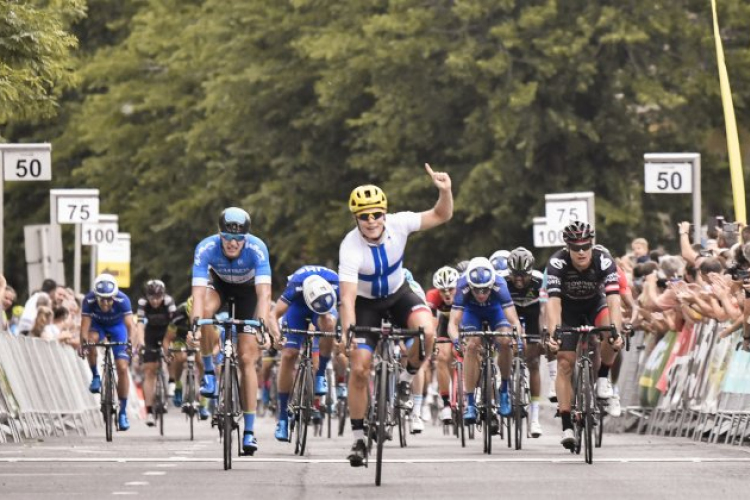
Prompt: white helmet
<box><xmin>466</xmin><ymin>257</ymin><xmax>495</xmax><ymax>289</ymax></box>
<box><xmin>302</xmin><ymin>275</ymin><xmax>336</xmax><ymax>315</ymax></box>
<box><xmin>489</xmin><ymin>250</ymin><xmax>511</xmax><ymax>272</ymax></box>
<box><xmin>433</xmin><ymin>266</ymin><xmax>459</xmax><ymax>290</ymax></box>
<box><xmin>93</xmin><ymin>273</ymin><xmax>118</xmax><ymax>298</ymax></box>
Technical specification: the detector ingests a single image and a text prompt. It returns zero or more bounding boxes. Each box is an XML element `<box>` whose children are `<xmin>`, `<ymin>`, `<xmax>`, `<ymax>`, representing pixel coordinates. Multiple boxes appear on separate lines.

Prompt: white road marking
<box><xmin>124</xmin><ymin>482</ymin><xmax>149</xmax><ymax>486</ymax></box>
<box><xmin>2</xmin><ymin>457</ymin><xmax>750</xmax><ymax>464</ymax></box>
<box><xmin>143</xmin><ymin>471</ymin><xmax>166</xmax><ymax>476</ymax></box>
<box><xmin>112</xmin><ymin>492</ymin><xmax>138</xmax><ymax>496</ymax></box>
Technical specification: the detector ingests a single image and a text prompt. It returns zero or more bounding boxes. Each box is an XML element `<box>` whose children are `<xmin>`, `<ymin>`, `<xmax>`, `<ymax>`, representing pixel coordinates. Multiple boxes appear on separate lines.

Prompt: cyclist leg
<box><xmin>315</xmin><ymin>312</ymin><xmax>337</xmax><ymax>395</ymax></box>
<box><xmin>436</xmin><ymin>341</ymin><xmax>454</xmax><ymax>423</ymax></box>
<box><xmin>593</xmin><ymin>304</ymin><xmax>619</xmax><ymax>412</ymax></box>
<box><xmin>275</xmin><ymin>328</ymin><xmax>302</xmax><ymax>442</ymax></box>
<box><xmin>526</xmin><ymin>341</ymin><xmax>544</xmax><ymax>437</ymax></box>
<box><xmin>234</xmin><ymin>288</ymin><xmax>261</xmax><ymax>453</ymax></box>
<box><xmin>489</xmin><ymin>309</ymin><xmax>513</xmax><ymax>416</ymax></box>
<box><xmin>108</xmin><ymin>323</ymin><xmax>132</xmax><ymax>431</ymax></box>
<box><xmin>460</xmin><ymin>310</ymin><xmax>482</xmax><ymax>422</ymax></box>
<box><xmin>393</xmin><ymin>286</ymin><xmax>435</xmax><ymax>409</ymax></box>
<box><xmin>556</xmin><ymin>304</ymin><xmax>581</xmax><ymax>448</ymax></box>
<box><xmin>86</xmin><ymin>326</ymin><xmax>103</xmax><ymax>393</ymax></box>
<box><xmin>142</xmin><ymin>329</ymin><xmax>161</xmax><ymax>424</ymax></box>
<box><xmin>198</xmin><ymin>287</ymin><xmax>221</xmax><ymax>396</ymax></box>
<box><xmin>410</xmin><ymin>366</ymin><xmax>426</xmax><ymax>433</ymax></box>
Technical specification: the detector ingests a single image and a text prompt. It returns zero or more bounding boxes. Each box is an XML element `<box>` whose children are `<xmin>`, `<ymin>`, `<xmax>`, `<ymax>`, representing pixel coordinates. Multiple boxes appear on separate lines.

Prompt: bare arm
<box><xmin>447</xmin><ymin>308</ymin><xmax>464</xmax><ymax>342</ymax></box>
<box><xmin>340</xmin><ymin>281</ymin><xmax>358</xmax><ymax>347</ymax></box>
<box><xmin>419</xmin><ymin>163</ymin><xmax>453</xmax><ymax>231</ymax></box>
<box><xmin>269</xmin><ymin>299</ymin><xmax>289</xmax><ymax>345</ymax></box>
<box><xmin>191</xmin><ymin>285</ymin><xmax>207</xmax><ymax>322</ymax></box>
<box><xmin>678</xmin><ymin>221</ymin><xmax>698</xmax><ymax>266</ymax></box>
<box><xmin>254</xmin><ymin>283</ymin><xmax>272</xmax><ymax>333</ymax></box>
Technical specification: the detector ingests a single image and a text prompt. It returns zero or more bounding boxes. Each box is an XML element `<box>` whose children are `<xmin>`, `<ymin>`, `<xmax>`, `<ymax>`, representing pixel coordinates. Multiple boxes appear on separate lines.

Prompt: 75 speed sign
<box><xmin>644</xmin><ymin>163</ymin><xmax>692</xmax><ymax>194</ymax></box>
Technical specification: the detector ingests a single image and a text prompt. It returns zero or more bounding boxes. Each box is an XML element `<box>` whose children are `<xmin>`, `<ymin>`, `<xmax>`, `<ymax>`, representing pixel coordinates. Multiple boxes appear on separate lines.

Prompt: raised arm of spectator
<box><xmin>678</xmin><ymin>221</ymin><xmax>698</xmax><ymax>266</ymax></box>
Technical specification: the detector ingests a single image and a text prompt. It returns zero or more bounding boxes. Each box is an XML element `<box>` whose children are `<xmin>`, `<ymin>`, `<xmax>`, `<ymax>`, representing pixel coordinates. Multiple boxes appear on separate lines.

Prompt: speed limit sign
<box><xmin>644</xmin><ymin>163</ymin><xmax>692</xmax><ymax>193</ymax></box>
<box><xmin>2</xmin><ymin>144</ymin><xmax>52</xmax><ymax>181</ymax></box>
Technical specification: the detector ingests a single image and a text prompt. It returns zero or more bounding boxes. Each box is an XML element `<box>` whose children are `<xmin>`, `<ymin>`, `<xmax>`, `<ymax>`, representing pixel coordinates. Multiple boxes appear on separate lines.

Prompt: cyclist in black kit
<box><xmin>544</xmin><ymin>221</ymin><xmax>623</xmax><ymax>449</ymax></box>
<box><xmin>136</xmin><ymin>279</ymin><xmax>177</xmax><ymax>427</ymax></box>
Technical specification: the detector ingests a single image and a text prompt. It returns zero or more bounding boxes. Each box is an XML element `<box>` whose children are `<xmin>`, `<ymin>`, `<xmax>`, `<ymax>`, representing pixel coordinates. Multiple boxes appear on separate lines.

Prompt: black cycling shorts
<box><xmin>208</xmin><ymin>269</ymin><xmax>258</xmax><ymax>321</ymax></box>
<box><xmin>558</xmin><ymin>295</ymin><xmax>608</xmax><ymax>352</ymax></box>
<box><xmin>436</xmin><ymin>314</ymin><xmax>450</xmax><ymax>339</ymax></box>
<box><xmin>143</xmin><ymin>328</ymin><xmax>167</xmax><ymax>363</ymax></box>
<box><xmin>354</xmin><ymin>282</ymin><xmax>430</xmax><ymax>352</ymax></box>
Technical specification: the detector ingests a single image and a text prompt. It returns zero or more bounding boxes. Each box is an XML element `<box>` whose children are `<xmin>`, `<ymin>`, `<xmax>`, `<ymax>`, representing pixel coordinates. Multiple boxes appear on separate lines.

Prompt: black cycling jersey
<box><xmin>170</xmin><ymin>303</ymin><xmax>190</xmax><ymax>340</ymax></box>
<box><xmin>505</xmin><ymin>270</ymin><xmax>545</xmax><ymax>338</ymax></box>
<box><xmin>136</xmin><ymin>295</ymin><xmax>177</xmax><ymax>332</ymax></box>
<box><xmin>545</xmin><ymin>248</ymin><xmax>619</xmax><ymax>301</ymax></box>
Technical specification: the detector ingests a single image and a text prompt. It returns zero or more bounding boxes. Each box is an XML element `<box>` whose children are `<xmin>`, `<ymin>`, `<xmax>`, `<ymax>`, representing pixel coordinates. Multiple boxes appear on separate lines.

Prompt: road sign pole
<box><xmin>1</xmin><ymin>155</ymin><xmax>4</xmax><ymax>274</ymax></box>
<box><xmin>74</xmin><ymin>223</ymin><xmax>82</xmax><ymax>294</ymax></box>
<box><xmin>693</xmin><ymin>155</ymin><xmax>702</xmax><ymax>244</ymax></box>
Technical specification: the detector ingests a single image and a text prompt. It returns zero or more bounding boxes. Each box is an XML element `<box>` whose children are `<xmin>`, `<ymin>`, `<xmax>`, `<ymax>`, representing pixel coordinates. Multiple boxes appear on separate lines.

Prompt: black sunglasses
<box><xmin>357</xmin><ymin>212</ymin><xmax>385</xmax><ymax>222</ymax></box>
<box><xmin>568</xmin><ymin>242</ymin><xmax>593</xmax><ymax>253</ymax></box>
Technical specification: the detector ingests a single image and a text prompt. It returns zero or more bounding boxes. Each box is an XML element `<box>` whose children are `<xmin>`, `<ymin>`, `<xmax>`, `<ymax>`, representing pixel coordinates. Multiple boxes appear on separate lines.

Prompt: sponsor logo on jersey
<box><xmin>600</xmin><ymin>255</ymin><xmax>613</xmax><ymax>270</ymax></box>
<box><xmin>246</xmin><ymin>242</ymin><xmax>267</xmax><ymax>262</ymax></box>
<box><xmin>550</xmin><ymin>258</ymin><xmax>566</xmax><ymax>270</ymax></box>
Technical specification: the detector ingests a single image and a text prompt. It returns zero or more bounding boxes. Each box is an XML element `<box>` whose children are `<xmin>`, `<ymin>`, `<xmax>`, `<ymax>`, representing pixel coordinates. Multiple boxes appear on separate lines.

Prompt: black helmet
<box><xmin>508</xmin><ymin>247</ymin><xmax>535</xmax><ymax>274</ymax></box>
<box><xmin>562</xmin><ymin>221</ymin><xmax>595</xmax><ymax>243</ymax></box>
<box><xmin>145</xmin><ymin>279</ymin><xmax>165</xmax><ymax>297</ymax></box>
<box><xmin>219</xmin><ymin>207</ymin><xmax>251</xmax><ymax>234</ymax></box>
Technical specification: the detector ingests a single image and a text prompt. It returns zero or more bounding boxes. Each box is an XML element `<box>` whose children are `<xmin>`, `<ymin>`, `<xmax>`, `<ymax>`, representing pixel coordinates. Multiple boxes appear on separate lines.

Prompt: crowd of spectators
<box><xmin>0</xmin><ymin>277</ymin><xmax>82</xmax><ymax>350</ymax></box>
<box><xmin>617</xmin><ymin>218</ymin><xmax>750</xmax><ymax>351</ymax></box>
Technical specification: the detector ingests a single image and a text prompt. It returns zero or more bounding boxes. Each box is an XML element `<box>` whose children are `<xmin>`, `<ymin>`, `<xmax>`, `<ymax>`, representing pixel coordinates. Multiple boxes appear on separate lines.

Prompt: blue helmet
<box><xmin>302</xmin><ymin>275</ymin><xmax>336</xmax><ymax>315</ymax></box>
<box><xmin>466</xmin><ymin>257</ymin><xmax>495</xmax><ymax>289</ymax></box>
<box><xmin>489</xmin><ymin>250</ymin><xmax>510</xmax><ymax>272</ymax></box>
<box><xmin>219</xmin><ymin>207</ymin><xmax>251</xmax><ymax>234</ymax></box>
<box><xmin>94</xmin><ymin>273</ymin><xmax>118</xmax><ymax>298</ymax></box>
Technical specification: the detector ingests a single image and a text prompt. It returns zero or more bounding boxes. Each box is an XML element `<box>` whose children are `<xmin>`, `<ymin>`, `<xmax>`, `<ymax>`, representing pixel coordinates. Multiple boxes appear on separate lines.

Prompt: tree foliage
<box><xmin>4</xmin><ymin>0</ymin><xmax>750</xmax><ymax>297</ymax></box>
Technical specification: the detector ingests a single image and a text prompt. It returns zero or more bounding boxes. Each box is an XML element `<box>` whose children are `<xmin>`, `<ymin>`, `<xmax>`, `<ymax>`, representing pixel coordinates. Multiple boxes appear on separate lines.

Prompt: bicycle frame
<box><xmin>83</xmin><ymin>336</ymin><xmax>130</xmax><ymax>443</ymax></box>
<box><xmin>168</xmin><ymin>345</ymin><xmax>200</xmax><ymax>440</ymax></box>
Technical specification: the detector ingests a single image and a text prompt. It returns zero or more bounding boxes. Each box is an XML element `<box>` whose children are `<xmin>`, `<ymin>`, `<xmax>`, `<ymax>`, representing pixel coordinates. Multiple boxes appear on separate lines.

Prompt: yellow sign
<box><xmin>96</xmin><ymin>261</ymin><xmax>130</xmax><ymax>289</ymax></box>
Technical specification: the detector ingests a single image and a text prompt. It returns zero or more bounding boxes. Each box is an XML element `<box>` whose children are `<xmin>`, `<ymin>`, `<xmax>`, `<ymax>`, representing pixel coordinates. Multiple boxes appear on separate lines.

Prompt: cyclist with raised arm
<box><xmin>270</xmin><ymin>266</ymin><xmax>339</xmax><ymax>442</ymax></box>
<box><xmin>136</xmin><ymin>279</ymin><xmax>177</xmax><ymax>427</ymax></box>
<box><xmin>544</xmin><ymin>221</ymin><xmax>623</xmax><ymax>450</ymax></box>
<box><xmin>448</xmin><ymin>258</ymin><xmax>523</xmax><ymax>424</ymax></box>
<box><xmin>426</xmin><ymin>266</ymin><xmax>460</xmax><ymax>424</ymax></box>
<box><xmin>166</xmin><ymin>297</ymin><xmax>209</xmax><ymax>420</ymax></box>
<box><xmin>80</xmin><ymin>274</ymin><xmax>137</xmax><ymax>431</ymax></box>
<box><xmin>191</xmin><ymin>207</ymin><xmax>272</xmax><ymax>455</ymax></box>
<box><xmin>505</xmin><ymin>247</ymin><xmax>546</xmax><ymax>437</ymax></box>
<box><xmin>340</xmin><ymin>164</ymin><xmax>452</xmax><ymax>467</ymax></box>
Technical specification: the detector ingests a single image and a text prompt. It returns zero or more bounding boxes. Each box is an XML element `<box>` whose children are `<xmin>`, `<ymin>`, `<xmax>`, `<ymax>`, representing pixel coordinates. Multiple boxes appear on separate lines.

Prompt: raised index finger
<box><xmin>424</xmin><ymin>163</ymin><xmax>434</xmax><ymax>176</ymax></box>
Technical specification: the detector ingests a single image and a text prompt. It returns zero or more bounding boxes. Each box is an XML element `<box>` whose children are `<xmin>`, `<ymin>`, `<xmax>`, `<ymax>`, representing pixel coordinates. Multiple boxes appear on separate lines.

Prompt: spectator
<box><xmin>17</xmin><ymin>279</ymin><xmax>58</xmax><ymax>335</ymax></box>
<box><xmin>29</xmin><ymin>306</ymin><xmax>53</xmax><ymax>338</ymax></box>
<box><xmin>631</xmin><ymin>238</ymin><xmax>650</xmax><ymax>264</ymax></box>
<box><xmin>42</xmin><ymin>306</ymin><xmax>75</xmax><ymax>345</ymax></box>
<box><xmin>0</xmin><ymin>274</ymin><xmax>6</xmax><ymax>330</ymax></box>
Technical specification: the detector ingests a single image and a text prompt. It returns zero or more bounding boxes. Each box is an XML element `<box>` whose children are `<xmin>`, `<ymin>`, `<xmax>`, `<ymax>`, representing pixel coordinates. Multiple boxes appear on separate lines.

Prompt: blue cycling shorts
<box><xmin>460</xmin><ymin>305</ymin><xmax>511</xmax><ymax>332</ymax></box>
<box><xmin>282</xmin><ymin>302</ymin><xmax>338</xmax><ymax>351</ymax></box>
<box><xmin>90</xmin><ymin>321</ymin><xmax>130</xmax><ymax>361</ymax></box>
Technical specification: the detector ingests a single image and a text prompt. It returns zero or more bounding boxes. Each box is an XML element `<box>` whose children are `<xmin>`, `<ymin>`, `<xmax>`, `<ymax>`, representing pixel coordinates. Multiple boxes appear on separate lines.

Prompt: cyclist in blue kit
<box><xmin>268</xmin><ymin>266</ymin><xmax>339</xmax><ymax>442</ymax></box>
<box><xmin>191</xmin><ymin>207</ymin><xmax>272</xmax><ymax>455</ymax></box>
<box><xmin>447</xmin><ymin>257</ymin><xmax>523</xmax><ymax>423</ymax></box>
<box><xmin>80</xmin><ymin>273</ymin><xmax>137</xmax><ymax>431</ymax></box>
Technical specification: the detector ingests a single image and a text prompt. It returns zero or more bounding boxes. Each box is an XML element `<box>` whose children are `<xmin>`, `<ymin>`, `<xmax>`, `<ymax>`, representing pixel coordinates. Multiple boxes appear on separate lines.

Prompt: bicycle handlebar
<box><xmin>547</xmin><ymin>324</ymin><xmax>630</xmax><ymax>352</ymax></box>
<box><xmin>83</xmin><ymin>340</ymin><xmax>131</xmax><ymax>348</ymax></box>
<box><xmin>168</xmin><ymin>346</ymin><xmax>200</xmax><ymax>354</ymax></box>
<box><xmin>194</xmin><ymin>317</ymin><xmax>267</xmax><ymax>344</ymax></box>
<box><xmin>281</xmin><ymin>327</ymin><xmax>341</xmax><ymax>342</ymax></box>
<box><xmin>347</xmin><ymin>324</ymin><xmax>426</xmax><ymax>359</ymax></box>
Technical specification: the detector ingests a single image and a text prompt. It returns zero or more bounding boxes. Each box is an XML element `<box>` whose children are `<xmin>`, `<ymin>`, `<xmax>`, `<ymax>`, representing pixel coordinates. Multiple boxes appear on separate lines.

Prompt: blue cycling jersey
<box><xmin>280</xmin><ymin>265</ymin><xmax>340</xmax><ymax>306</ymax></box>
<box><xmin>192</xmin><ymin>234</ymin><xmax>272</xmax><ymax>287</ymax></box>
<box><xmin>81</xmin><ymin>291</ymin><xmax>133</xmax><ymax>327</ymax></box>
<box><xmin>452</xmin><ymin>274</ymin><xmax>514</xmax><ymax>310</ymax></box>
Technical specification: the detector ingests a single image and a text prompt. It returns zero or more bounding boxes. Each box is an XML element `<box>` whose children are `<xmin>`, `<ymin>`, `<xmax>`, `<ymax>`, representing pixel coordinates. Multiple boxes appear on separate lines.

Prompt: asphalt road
<box><xmin>2</xmin><ymin>401</ymin><xmax>749</xmax><ymax>500</ymax></box>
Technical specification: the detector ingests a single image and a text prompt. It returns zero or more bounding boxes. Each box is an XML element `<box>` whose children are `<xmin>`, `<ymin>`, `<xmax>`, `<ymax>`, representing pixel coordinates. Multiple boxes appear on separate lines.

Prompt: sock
<box><xmin>467</xmin><ymin>393</ymin><xmax>476</xmax><ymax>407</ymax></box>
<box><xmin>146</xmin><ymin>405</ymin><xmax>152</xmax><ymax>414</ymax></box>
<box><xmin>530</xmin><ymin>399</ymin><xmax>540</xmax><ymax>423</ymax></box>
<box><xmin>262</xmin><ymin>386</ymin><xmax>271</xmax><ymax>404</ymax></box>
<box><xmin>548</xmin><ymin>359</ymin><xmax>557</xmax><ymax>379</ymax></box>
<box><xmin>561</xmin><ymin>411</ymin><xmax>572</xmax><ymax>430</ymax></box>
<box><xmin>243</xmin><ymin>412</ymin><xmax>256</xmax><ymax>433</ymax></box>
<box><xmin>500</xmin><ymin>379</ymin><xmax>509</xmax><ymax>393</ymax></box>
<box><xmin>337</xmin><ymin>375</ymin><xmax>345</xmax><ymax>384</ymax></box>
<box><xmin>90</xmin><ymin>365</ymin><xmax>99</xmax><ymax>378</ymax></box>
<box><xmin>119</xmin><ymin>398</ymin><xmax>127</xmax><ymax>415</ymax></box>
<box><xmin>278</xmin><ymin>393</ymin><xmax>289</xmax><ymax>419</ymax></box>
<box><xmin>413</xmin><ymin>395</ymin><xmax>424</xmax><ymax>417</ymax></box>
<box><xmin>399</xmin><ymin>369</ymin><xmax>415</xmax><ymax>385</ymax></box>
<box><xmin>441</xmin><ymin>394</ymin><xmax>450</xmax><ymax>407</ymax></box>
<box><xmin>203</xmin><ymin>355</ymin><xmax>214</xmax><ymax>373</ymax></box>
<box><xmin>598</xmin><ymin>364</ymin><xmax>610</xmax><ymax>378</ymax></box>
<box><xmin>317</xmin><ymin>356</ymin><xmax>330</xmax><ymax>377</ymax></box>
<box><xmin>351</xmin><ymin>418</ymin><xmax>364</xmax><ymax>441</ymax></box>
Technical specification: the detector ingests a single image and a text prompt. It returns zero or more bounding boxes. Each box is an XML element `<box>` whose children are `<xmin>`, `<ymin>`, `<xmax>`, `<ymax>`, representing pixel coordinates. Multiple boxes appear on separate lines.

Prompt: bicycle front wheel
<box><xmin>513</xmin><ymin>359</ymin><xmax>523</xmax><ymax>451</ymax></box>
<box><xmin>157</xmin><ymin>371</ymin><xmax>166</xmax><ymax>437</ymax></box>
<box><xmin>298</xmin><ymin>366</ymin><xmax>313</xmax><ymax>456</ymax></box>
<box><xmin>483</xmin><ymin>363</ymin><xmax>493</xmax><ymax>455</ymax></box>
<box><xmin>223</xmin><ymin>357</ymin><xmax>234</xmax><ymax>470</ymax></box>
<box><xmin>186</xmin><ymin>368</ymin><xmax>195</xmax><ymax>441</ymax></box>
<box><xmin>375</xmin><ymin>363</ymin><xmax>388</xmax><ymax>486</ymax></box>
<box><xmin>583</xmin><ymin>362</ymin><xmax>594</xmax><ymax>464</ymax></box>
<box><xmin>103</xmin><ymin>362</ymin><xmax>115</xmax><ymax>442</ymax></box>
<box><xmin>456</xmin><ymin>361</ymin><xmax>466</xmax><ymax>448</ymax></box>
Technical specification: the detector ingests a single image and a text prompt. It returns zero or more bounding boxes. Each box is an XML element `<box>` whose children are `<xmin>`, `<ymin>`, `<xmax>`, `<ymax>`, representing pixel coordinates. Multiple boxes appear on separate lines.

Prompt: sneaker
<box><xmin>530</xmin><ymin>421</ymin><xmax>543</xmax><ymax>438</ymax></box>
<box><xmin>397</xmin><ymin>381</ymin><xmax>413</xmax><ymax>409</ymax></box>
<box><xmin>463</xmin><ymin>405</ymin><xmax>477</xmax><ymax>424</ymax></box>
<box><xmin>606</xmin><ymin>395</ymin><xmax>622</xmax><ymax>417</ymax></box>
<box><xmin>347</xmin><ymin>439</ymin><xmax>367</xmax><ymax>467</ymax></box>
<box><xmin>275</xmin><ymin>421</ymin><xmax>289</xmax><ymax>442</ymax></box>
<box><xmin>198</xmin><ymin>406</ymin><xmax>210</xmax><ymax>420</ymax></box>
<box><xmin>336</xmin><ymin>384</ymin><xmax>347</xmax><ymax>400</ymax></box>
<box><xmin>498</xmin><ymin>391</ymin><xmax>511</xmax><ymax>417</ymax></box>
<box><xmin>547</xmin><ymin>386</ymin><xmax>557</xmax><ymax>403</ymax></box>
<box><xmin>172</xmin><ymin>387</ymin><xmax>183</xmax><ymax>407</ymax></box>
<box><xmin>560</xmin><ymin>428</ymin><xmax>575</xmax><ymax>449</ymax></box>
<box><xmin>410</xmin><ymin>415</ymin><xmax>425</xmax><ymax>434</ymax></box>
<box><xmin>596</xmin><ymin>377</ymin><xmax>613</xmax><ymax>399</ymax></box>
<box><xmin>118</xmin><ymin>412</ymin><xmax>130</xmax><ymax>431</ymax></box>
<box><xmin>262</xmin><ymin>387</ymin><xmax>271</xmax><ymax>406</ymax></box>
<box><xmin>146</xmin><ymin>413</ymin><xmax>156</xmax><ymax>427</ymax></box>
<box><xmin>421</xmin><ymin>403</ymin><xmax>432</xmax><ymax>422</ymax></box>
<box><xmin>89</xmin><ymin>375</ymin><xmax>101</xmax><ymax>394</ymax></box>
<box><xmin>167</xmin><ymin>382</ymin><xmax>176</xmax><ymax>398</ymax></box>
<box><xmin>200</xmin><ymin>374</ymin><xmax>216</xmax><ymax>397</ymax></box>
<box><xmin>242</xmin><ymin>433</ymin><xmax>258</xmax><ymax>456</ymax></box>
<box><xmin>314</xmin><ymin>375</ymin><xmax>328</xmax><ymax>396</ymax></box>
<box><xmin>440</xmin><ymin>406</ymin><xmax>452</xmax><ymax>424</ymax></box>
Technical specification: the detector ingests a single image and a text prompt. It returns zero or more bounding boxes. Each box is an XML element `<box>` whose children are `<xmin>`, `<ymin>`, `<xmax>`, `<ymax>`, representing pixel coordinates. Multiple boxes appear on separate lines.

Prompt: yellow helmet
<box><xmin>349</xmin><ymin>185</ymin><xmax>387</xmax><ymax>214</ymax></box>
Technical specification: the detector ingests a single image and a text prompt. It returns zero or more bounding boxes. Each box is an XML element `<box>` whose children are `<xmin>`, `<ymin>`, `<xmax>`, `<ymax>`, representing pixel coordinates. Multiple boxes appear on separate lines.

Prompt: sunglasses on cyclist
<box><xmin>471</xmin><ymin>287</ymin><xmax>492</xmax><ymax>295</ymax></box>
<box><xmin>220</xmin><ymin>232</ymin><xmax>245</xmax><ymax>242</ymax></box>
<box><xmin>96</xmin><ymin>297</ymin><xmax>114</xmax><ymax>304</ymax></box>
<box><xmin>568</xmin><ymin>242</ymin><xmax>593</xmax><ymax>253</ymax></box>
<box><xmin>357</xmin><ymin>212</ymin><xmax>385</xmax><ymax>222</ymax></box>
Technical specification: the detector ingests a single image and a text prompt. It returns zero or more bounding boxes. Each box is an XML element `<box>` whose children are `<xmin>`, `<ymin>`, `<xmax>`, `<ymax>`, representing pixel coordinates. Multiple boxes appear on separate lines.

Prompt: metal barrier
<box><xmin>621</xmin><ymin>318</ymin><xmax>750</xmax><ymax>446</ymax></box>
<box><xmin>0</xmin><ymin>331</ymin><xmax>100</xmax><ymax>442</ymax></box>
